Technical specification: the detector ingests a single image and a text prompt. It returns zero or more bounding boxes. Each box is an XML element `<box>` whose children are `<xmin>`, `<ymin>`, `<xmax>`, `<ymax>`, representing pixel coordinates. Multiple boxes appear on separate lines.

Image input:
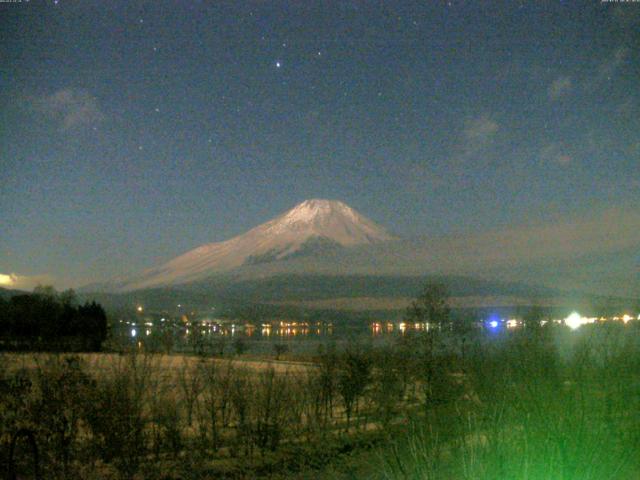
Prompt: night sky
<box><xmin>1</xmin><ymin>1</ymin><xmax>639</xmax><ymax>290</ymax></box>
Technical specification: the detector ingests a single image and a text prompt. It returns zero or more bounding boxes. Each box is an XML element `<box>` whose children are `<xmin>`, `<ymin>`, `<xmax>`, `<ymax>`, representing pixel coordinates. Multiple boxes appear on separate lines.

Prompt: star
<box><xmin>275</xmin><ymin>61</ymin><xmax>281</xmax><ymax>68</ymax></box>
<box><xmin>138</xmin><ymin>145</ymin><xmax>143</xmax><ymax>151</ymax></box>
<box><xmin>154</xmin><ymin>107</ymin><xmax>160</xmax><ymax>113</ymax></box>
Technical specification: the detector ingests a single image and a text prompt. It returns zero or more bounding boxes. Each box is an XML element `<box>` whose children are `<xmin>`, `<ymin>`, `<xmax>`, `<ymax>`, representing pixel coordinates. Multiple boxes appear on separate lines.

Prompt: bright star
<box><xmin>276</xmin><ymin>61</ymin><xmax>281</xmax><ymax>68</ymax></box>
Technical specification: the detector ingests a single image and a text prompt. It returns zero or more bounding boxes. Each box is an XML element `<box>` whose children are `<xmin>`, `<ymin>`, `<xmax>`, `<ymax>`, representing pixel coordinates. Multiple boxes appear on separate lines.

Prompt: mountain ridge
<box><xmin>96</xmin><ymin>199</ymin><xmax>396</xmax><ymax>292</ymax></box>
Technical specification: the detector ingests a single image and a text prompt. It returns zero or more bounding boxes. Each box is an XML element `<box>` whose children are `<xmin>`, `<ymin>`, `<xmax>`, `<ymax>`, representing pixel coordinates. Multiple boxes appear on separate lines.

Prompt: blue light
<box><xmin>489</xmin><ymin>320</ymin><xmax>499</xmax><ymax>329</ymax></box>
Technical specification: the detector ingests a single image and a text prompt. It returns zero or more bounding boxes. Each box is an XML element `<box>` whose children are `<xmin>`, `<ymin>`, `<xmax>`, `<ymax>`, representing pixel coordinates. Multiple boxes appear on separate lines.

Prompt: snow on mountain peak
<box><xmin>280</xmin><ymin>199</ymin><xmax>356</xmax><ymax>225</ymax></box>
<box><xmin>106</xmin><ymin>199</ymin><xmax>395</xmax><ymax>290</ymax></box>
<box><xmin>264</xmin><ymin>199</ymin><xmax>393</xmax><ymax>244</ymax></box>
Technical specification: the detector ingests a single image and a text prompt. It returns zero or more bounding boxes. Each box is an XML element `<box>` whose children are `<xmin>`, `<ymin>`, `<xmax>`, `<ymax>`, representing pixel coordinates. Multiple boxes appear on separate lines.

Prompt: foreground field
<box><xmin>3</xmin><ymin>352</ymin><xmax>314</xmax><ymax>376</ymax></box>
<box><xmin>3</xmin><ymin>322</ymin><xmax>640</xmax><ymax>479</ymax></box>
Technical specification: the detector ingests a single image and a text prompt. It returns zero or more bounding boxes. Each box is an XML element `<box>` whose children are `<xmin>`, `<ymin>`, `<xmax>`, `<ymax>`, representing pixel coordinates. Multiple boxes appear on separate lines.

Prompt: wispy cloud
<box><xmin>462</xmin><ymin>115</ymin><xmax>499</xmax><ymax>154</ymax></box>
<box><xmin>33</xmin><ymin>88</ymin><xmax>104</xmax><ymax>131</ymax></box>
<box><xmin>0</xmin><ymin>272</ymin><xmax>55</xmax><ymax>291</ymax></box>
<box><xmin>465</xmin><ymin>117</ymin><xmax>499</xmax><ymax>139</ymax></box>
<box><xmin>539</xmin><ymin>142</ymin><xmax>572</xmax><ymax>165</ymax></box>
<box><xmin>464</xmin><ymin>207</ymin><xmax>640</xmax><ymax>264</ymax></box>
<box><xmin>405</xmin><ymin>206</ymin><xmax>640</xmax><ymax>274</ymax></box>
<box><xmin>548</xmin><ymin>76</ymin><xmax>572</xmax><ymax>100</ymax></box>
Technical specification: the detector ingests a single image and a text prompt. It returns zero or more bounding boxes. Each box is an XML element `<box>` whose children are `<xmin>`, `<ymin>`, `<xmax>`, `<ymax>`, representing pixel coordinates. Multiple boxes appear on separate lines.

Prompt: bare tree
<box><xmin>197</xmin><ymin>359</ymin><xmax>234</xmax><ymax>451</ymax></box>
<box><xmin>336</xmin><ymin>344</ymin><xmax>372</xmax><ymax>431</ymax></box>
<box><xmin>177</xmin><ymin>357</ymin><xmax>203</xmax><ymax>427</ymax></box>
<box><xmin>405</xmin><ymin>281</ymin><xmax>451</xmax><ymax>331</ymax></box>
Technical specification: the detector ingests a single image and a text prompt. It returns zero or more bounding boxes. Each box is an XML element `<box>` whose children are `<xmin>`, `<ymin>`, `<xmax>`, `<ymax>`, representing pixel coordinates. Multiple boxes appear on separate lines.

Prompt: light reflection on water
<box><xmin>118</xmin><ymin>315</ymin><xmax>443</xmax><ymax>355</ymax></box>
<box><xmin>126</xmin><ymin>322</ymin><xmax>428</xmax><ymax>340</ymax></box>
<box><xmin>121</xmin><ymin>318</ymin><xmax>432</xmax><ymax>341</ymax></box>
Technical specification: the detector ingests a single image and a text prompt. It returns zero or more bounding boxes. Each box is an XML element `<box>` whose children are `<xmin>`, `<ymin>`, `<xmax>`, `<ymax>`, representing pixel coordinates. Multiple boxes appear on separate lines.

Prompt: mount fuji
<box><xmin>85</xmin><ymin>199</ymin><xmax>639</xmax><ymax>307</ymax></box>
<box><xmin>102</xmin><ymin>199</ymin><xmax>396</xmax><ymax>292</ymax></box>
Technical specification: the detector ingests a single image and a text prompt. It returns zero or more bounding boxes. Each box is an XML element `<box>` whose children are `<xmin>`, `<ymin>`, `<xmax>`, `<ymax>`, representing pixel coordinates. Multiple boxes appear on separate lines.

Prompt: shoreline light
<box><xmin>565</xmin><ymin>312</ymin><xmax>582</xmax><ymax>330</ymax></box>
<box><xmin>564</xmin><ymin>312</ymin><xmax>595</xmax><ymax>330</ymax></box>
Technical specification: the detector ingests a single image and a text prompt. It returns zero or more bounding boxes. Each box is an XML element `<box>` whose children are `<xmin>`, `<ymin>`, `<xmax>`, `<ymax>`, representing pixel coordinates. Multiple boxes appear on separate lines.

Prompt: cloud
<box><xmin>407</xmin><ymin>206</ymin><xmax>640</xmax><ymax>276</ymax></box>
<box><xmin>34</xmin><ymin>88</ymin><xmax>104</xmax><ymax>130</ymax></box>
<box><xmin>459</xmin><ymin>114</ymin><xmax>499</xmax><ymax>158</ymax></box>
<box><xmin>548</xmin><ymin>76</ymin><xmax>572</xmax><ymax>100</ymax></box>
<box><xmin>539</xmin><ymin>142</ymin><xmax>572</xmax><ymax>165</ymax></box>
<box><xmin>346</xmin><ymin>206</ymin><xmax>640</xmax><ymax>296</ymax></box>
<box><xmin>466</xmin><ymin>207</ymin><xmax>640</xmax><ymax>264</ymax></box>
<box><xmin>463</xmin><ymin>115</ymin><xmax>499</xmax><ymax>147</ymax></box>
<box><xmin>0</xmin><ymin>272</ymin><xmax>55</xmax><ymax>291</ymax></box>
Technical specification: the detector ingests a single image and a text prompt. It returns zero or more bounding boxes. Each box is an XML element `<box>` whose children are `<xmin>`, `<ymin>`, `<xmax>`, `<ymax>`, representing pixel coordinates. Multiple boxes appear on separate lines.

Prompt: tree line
<box><xmin>0</xmin><ymin>286</ymin><xmax>107</xmax><ymax>351</ymax></box>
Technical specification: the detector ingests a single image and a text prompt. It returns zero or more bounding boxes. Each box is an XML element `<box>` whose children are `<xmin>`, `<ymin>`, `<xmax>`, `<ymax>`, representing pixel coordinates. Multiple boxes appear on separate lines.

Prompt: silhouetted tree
<box><xmin>273</xmin><ymin>343</ymin><xmax>288</xmax><ymax>360</ymax></box>
<box><xmin>405</xmin><ymin>281</ymin><xmax>451</xmax><ymax>331</ymax></box>
<box><xmin>0</xmin><ymin>288</ymin><xmax>107</xmax><ymax>351</ymax></box>
<box><xmin>523</xmin><ymin>303</ymin><xmax>546</xmax><ymax>330</ymax></box>
<box><xmin>336</xmin><ymin>344</ymin><xmax>372</xmax><ymax>430</ymax></box>
<box><xmin>232</xmin><ymin>337</ymin><xmax>248</xmax><ymax>356</ymax></box>
<box><xmin>78</xmin><ymin>301</ymin><xmax>108</xmax><ymax>350</ymax></box>
<box><xmin>59</xmin><ymin>289</ymin><xmax>78</xmax><ymax>307</ymax></box>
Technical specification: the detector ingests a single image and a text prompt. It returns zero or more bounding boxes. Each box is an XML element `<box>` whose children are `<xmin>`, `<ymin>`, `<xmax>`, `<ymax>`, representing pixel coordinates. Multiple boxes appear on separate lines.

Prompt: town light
<box><xmin>565</xmin><ymin>312</ymin><xmax>584</xmax><ymax>330</ymax></box>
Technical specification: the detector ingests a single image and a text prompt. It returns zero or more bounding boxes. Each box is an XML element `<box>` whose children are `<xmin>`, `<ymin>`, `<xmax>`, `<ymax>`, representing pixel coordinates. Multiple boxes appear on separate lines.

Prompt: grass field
<box><xmin>2</xmin><ymin>352</ymin><xmax>314</xmax><ymax>375</ymax></box>
<box><xmin>3</xmin><ymin>322</ymin><xmax>640</xmax><ymax>479</ymax></box>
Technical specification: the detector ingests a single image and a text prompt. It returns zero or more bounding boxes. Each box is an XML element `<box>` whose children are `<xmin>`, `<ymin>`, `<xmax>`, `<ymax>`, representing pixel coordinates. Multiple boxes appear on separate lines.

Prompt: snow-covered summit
<box><xmin>282</xmin><ymin>199</ymin><xmax>358</xmax><ymax>223</ymax></box>
<box><xmin>105</xmin><ymin>199</ymin><xmax>395</xmax><ymax>291</ymax></box>
<box><xmin>262</xmin><ymin>199</ymin><xmax>392</xmax><ymax>245</ymax></box>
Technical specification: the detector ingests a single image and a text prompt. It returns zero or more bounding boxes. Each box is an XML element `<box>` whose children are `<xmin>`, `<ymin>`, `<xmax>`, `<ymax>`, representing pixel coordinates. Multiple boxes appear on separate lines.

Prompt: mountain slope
<box><xmin>106</xmin><ymin>199</ymin><xmax>395</xmax><ymax>291</ymax></box>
